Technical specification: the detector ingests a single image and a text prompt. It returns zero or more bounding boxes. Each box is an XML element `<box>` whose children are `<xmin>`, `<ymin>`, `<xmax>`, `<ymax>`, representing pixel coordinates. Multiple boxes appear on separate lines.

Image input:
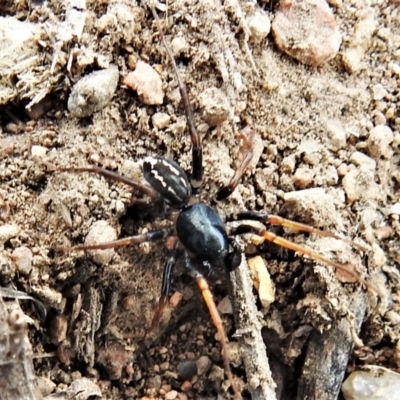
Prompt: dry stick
<box><xmin>296</xmin><ymin>289</ymin><xmax>368</xmax><ymax>400</ymax></box>
<box><xmin>0</xmin><ymin>297</ymin><xmax>42</xmax><ymax>400</ymax></box>
<box><xmin>230</xmin><ymin>256</ymin><xmax>277</xmax><ymax>400</ymax></box>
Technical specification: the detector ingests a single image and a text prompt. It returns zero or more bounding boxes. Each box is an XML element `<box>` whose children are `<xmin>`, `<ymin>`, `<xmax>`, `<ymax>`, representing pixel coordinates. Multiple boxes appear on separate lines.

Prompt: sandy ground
<box><xmin>0</xmin><ymin>0</ymin><xmax>399</xmax><ymax>399</ymax></box>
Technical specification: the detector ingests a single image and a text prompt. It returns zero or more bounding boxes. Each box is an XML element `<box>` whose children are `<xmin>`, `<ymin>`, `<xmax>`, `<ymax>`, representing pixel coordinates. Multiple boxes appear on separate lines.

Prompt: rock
<box><xmin>196</xmin><ymin>355</ymin><xmax>212</xmax><ymax>376</ymax></box>
<box><xmin>342</xmin><ymin>365</ymin><xmax>400</xmax><ymax>400</ymax></box>
<box><xmin>84</xmin><ymin>220</ymin><xmax>118</xmax><ymax>265</ymax></box>
<box><xmin>11</xmin><ymin>246</ymin><xmax>33</xmax><ymax>275</ymax></box>
<box><xmin>178</xmin><ymin>359</ymin><xmax>198</xmax><ymax>381</ymax></box>
<box><xmin>217</xmin><ymin>295</ymin><xmax>233</xmax><ymax>315</ymax></box>
<box><xmin>31</xmin><ymin>145</ymin><xmax>48</xmax><ymax>158</ymax></box>
<box><xmin>198</xmin><ymin>87</ymin><xmax>231</xmax><ymax>126</ymax></box>
<box><xmin>389</xmin><ymin>203</ymin><xmax>400</xmax><ymax>215</ymax></box>
<box><xmin>349</xmin><ymin>151</ymin><xmax>376</xmax><ymax>171</ymax></box>
<box><xmin>170</xmin><ymin>36</ymin><xmax>189</xmax><ymax>56</ymax></box>
<box><xmin>0</xmin><ymin>223</ymin><xmax>20</xmax><ymax>245</ymax></box>
<box><xmin>367</xmin><ymin>125</ymin><xmax>394</xmax><ymax>159</ymax></box>
<box><xmin>283</xmin><ymin>188</ymin><xmax>342</xmax><ymax>227</ymax></box>
<box><xmin>292</xmin><ymin>167</ymin><xmax>315</xmax><ymax>189</ymax></box>
<box><xmin>123</xmin><ymin>60</ymin><xmax>164</xmax><ymax>105</ymax></box>
<box><xmin>246</xmin><ymin>11</ymin><xmax>271</xmax><ymax>43</ymax></box>
<box><xmin>165</xmin><ymin>391</ymin><xmax>178</xmax><ymax>400</ymax></box>
<box><xmin>342</xmin><ymin>8</ymin><xmax>377</xmax><ymax>73</ymax></box>
<box><xmin>152</xmin><ymin>112</ymin><xmax>171</xmax><ymax>130</ymax></box>
<box><xmin>372</xmin><ymin>84</ymin><xmax>388</xmax><ymax>101</ymax></box>
<box><xmin>342</xmin><ymin>168</ymin><xmax>380</xmax><ymax>203</ymax></box>
<box><xmin>68</xmin><ymin>65</ymin><xmax>119</xmax><ymax>117</ymax></box>
<box><xmin>324</xmin><ymin>119</ymin><xmax>347</xmax><ymax>150</ymax></box>
<box><xmin>271</xmin><ymin>0</ymin><xmax>342</xmax><ymax>67</ymax></box>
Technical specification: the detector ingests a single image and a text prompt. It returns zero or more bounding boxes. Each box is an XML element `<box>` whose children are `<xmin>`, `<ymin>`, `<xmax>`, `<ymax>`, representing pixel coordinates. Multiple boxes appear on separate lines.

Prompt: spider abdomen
<box><xmin>143</xmin><ymin>156</ymin><xmax>191</xmax><ymax>209</ymax></box>
<box><xmin>176</xmin><ymin>203</ymin><xmax>229</xmax><ymax>262</ymax></box>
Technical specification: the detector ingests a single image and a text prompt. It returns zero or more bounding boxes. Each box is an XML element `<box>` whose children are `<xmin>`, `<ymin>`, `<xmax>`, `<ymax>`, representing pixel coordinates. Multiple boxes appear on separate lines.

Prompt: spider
<box><xmin>57</xmin><ymin>6</ymin><xmax>368</xmax><ymax>400</ymax></box>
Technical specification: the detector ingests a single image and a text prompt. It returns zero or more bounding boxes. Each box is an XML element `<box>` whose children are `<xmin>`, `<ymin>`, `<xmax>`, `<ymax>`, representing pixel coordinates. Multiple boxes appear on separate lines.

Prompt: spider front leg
<box><xmin>149</xmin><ymin>5</ymin><xmax>203</xmax><ymax>194</ymax></box>
<box><xmin>59</xmin><ymin>166</ymin><xmax>160</xmax><ymax>201</ymax></box>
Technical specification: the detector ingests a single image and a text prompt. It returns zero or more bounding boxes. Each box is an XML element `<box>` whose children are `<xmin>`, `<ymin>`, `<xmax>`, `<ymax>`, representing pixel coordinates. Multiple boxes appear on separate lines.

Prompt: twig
<box><xmin>230</xmin><ymin>256</ymin><xmax>277</xmax><ymax>400</ymax></box>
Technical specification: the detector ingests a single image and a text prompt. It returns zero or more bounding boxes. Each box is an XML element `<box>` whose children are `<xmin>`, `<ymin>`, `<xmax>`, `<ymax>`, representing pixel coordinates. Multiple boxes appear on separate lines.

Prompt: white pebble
<box><xmin>31</xmin><ymin>145</ymin><xmax>48</xmax><ymax>158</ymax></box>
<box><xmin>342</xmin><ymin>366</ymin><xmax>400</xmax><ymax>400</ymax></box>
<box><xmin>349</xmin><ymin>151</ymin><xmax>376</xmax><ymax>171</ymax></box>
<box><xmin>0</xmin><ymin>224</ymin><xmax>20</xmax><ymax>245</ymax></box>
<box><xmin>85</xmin><ymin>220</ymin><xmax>117</xmax><ymax>265</ymax></box>
<box><xmin>12</xmin><ymin>246</ymin><xmax>33</xmax><ymax>275</ymax></box>
<box><xmin>367</xmin><ymin>125</ymin><xmax>394</xmax><ymax>159</ymax></box>
<box><xmin>152</xmin><ymin>112</ymin><xmax>171</xmax><ymax>130</ymax></box>
<box><xmin>389</xmin><ymin>203</ymin><xmax>400</xmax><ymax>215</ymax></box>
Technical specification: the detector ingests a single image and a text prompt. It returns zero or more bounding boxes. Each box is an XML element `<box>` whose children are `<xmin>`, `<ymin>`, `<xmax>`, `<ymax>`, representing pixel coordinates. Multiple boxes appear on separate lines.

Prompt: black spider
<box><xmin>57</xmin><ymin>6</ymin><xmax>367</xmax><ymax>399</ymax></box>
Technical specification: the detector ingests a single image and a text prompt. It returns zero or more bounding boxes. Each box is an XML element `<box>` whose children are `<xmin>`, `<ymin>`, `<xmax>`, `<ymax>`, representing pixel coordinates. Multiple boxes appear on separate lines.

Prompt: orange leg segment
<box><xmin>259</xmin><ymin>229</ymin><xmax>364</xmax><ymax>282</ymax></box>
<box><xmin>266</xmin><ymin>215</ymin><xmax>367</xmax><ymax>252</ymax></box>
<box><xmin>196</xmin><ymin>277</ymin><xmax>242</xmax><ymax>400</ymax></box>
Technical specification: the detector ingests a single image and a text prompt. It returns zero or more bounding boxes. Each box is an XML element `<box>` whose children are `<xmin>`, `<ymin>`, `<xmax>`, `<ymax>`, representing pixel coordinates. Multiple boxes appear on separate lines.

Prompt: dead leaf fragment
<box><xmin>248</xmin><ymin>256</ymin><xmax>275</xmax><ymax>308</ymax></box>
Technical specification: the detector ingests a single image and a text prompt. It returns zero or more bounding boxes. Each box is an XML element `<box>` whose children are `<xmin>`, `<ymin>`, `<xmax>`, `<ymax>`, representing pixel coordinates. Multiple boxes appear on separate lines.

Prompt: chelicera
<box><xmin>57</xmin><ymin>6</ymin><xmax>369</xmax><ymax>400</ymax></box>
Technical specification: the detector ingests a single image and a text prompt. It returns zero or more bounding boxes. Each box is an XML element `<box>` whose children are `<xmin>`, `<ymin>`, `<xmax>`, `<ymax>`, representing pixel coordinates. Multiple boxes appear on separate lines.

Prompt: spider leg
<box><xmin>232</xmin><ymin>224</ymin><xmax>366</xmax><ymax>285</ymax></box>
<box><xmin>229</xmin><ymin>211</ymin><xmax>367</xmax><ymax>251</ymax></box>
<box><xmin>148</xmin><ymin>239</ymin><xmax>180</xmax><ymax>332</ymax></box>
<box><xmin>59</xmin><ymin>167</ymin><xmax>160</xmax><ymax>200</ymax></box>
<box><xmin>56</xmin><ymin>227</ymin><xmax>173</xmax><ymax>252</ymax></box>
<box><xmin>148</xmin><ymin>6</ymin><xmax>203</xmax><ymax>194</ymax></box>
<box><xmin>215</xmin><ymin>150</ymin><xmax>253</xmax><ymax>201</ymax></box>
<box><xmin>185</xmin><ymin>258</ymin><xmax>242</xmax><ymax>400</ymax></box>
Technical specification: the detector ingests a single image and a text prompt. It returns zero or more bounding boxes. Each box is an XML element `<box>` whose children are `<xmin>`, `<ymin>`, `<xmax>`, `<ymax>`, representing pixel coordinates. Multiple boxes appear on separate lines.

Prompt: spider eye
<box><xmin>143</xmin><ymin>157</ymin><xmax>191</xmax><ymax>209</ymax></box>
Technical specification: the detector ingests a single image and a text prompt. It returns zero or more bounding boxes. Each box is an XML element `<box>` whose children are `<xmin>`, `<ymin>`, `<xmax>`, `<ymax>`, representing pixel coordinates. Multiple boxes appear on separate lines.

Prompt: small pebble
<box><xmin>178</xmin><ymin>359</ymin><xmax>197</xmax><ymax>381</ymax></box>
<box><xmin>349</xmin><ymin>151</ymin><xmax>376</xmax><ymax>171</ymax></box>
<box><xmin>325</xmin><ymin>120</ymin><xmax>347</xmax><ymax>150</ymax></box>
<box><xmin>152</xmin><ymin>112</ymin><xmax>171</xmax><ymax>130</ymax></box>
<box><xmin>159</xmin><ymin>361</ymin><xmax>170</xmax><ymax>371</ymax></box>
<box><xmin>170</xmin><ymin>36</ymin><xmax>189</xmax><ymax>56</ymax></box>
<box><xmin>11</xmin><ymin>246</ymin><xmax>33</xmax><ymax>275</ymax></box>
<box><xmin>342</xmin><ymin>365</ymin><xmax>400</xmax><ymax>400</ymax></box>
<box><xmin>272</xmin><ymin>0</ymin><xmax>342</xmax><ymax>67</ymax></box>
<box><xmin>0</xmin><ymin>224</ymin><xmax>20</xmax><ymax>245</ymax></box>
<box><xmin>84</xmin><ymin>220</ymin><xmax>117</xmax><ymax>265</ymax></box>
<box><xmin>68</xmin><ymin>65</ymin><xmax>119</xmax><ymax>117</ymax></box>
<box><xmin>123</xmin><ymin>60</ymin><xmax>164</xmax><ymax>105</ymax></box>
<box><xmin>196</xmin><ymin>356</ymin><xmax>212</xmax><ymax>376</ymax></box>
<box><xmin>198</xmin><ymin>87</ymin><xmax>231</xmax><ymax>126</ymax></box>
<box><xmin>165</xmin><ymin>390</ymin><xmax>178</xmax><ymax>400</ymax></box>
<box><xmin>31</xmin><ymin>145</ymin><xmax>48</xmax><ymax>158</ymax></box>
<box><xmin>367</xmin><ymin>125</ymin><xmax>394</xmax><ymax>159</ymax></box>
<box><xmin>372</xmin><ymin>84</ymin><xmax>388</xmax><ymax>101</ymax></box>
<box><xmin>246</xmin><ymin>10</ymin><xmax>271</xmax><ymax>43</ymax></box>
<box><xmin>342</xmin><ymin>168</ymin><xmax>380</xmax><ymax>203</ymax></box>
<box><xmin>389</xmin><ymin>203</ymin><xmax>400</xmax><ymax>215</ymax></box>
<box><xmin>217</xmin><ymin>296</ymin><xmax>233</xmax><ymax>315</ymax></box>
<box><xmin>180</xmin><ymin>381</ymin><xmax>192</xmax><ymax>392</ymax></box>
<box><xmin>36</xmin><ymin>376</ymin><xmax>56</xmax><ymax>397</ymax></box>
<box><xmin>342</xmin><ymin>8</ymin><xmax>377</xmax><ymax>73</ymax></box>
<box><xmin>292</xmin><ymin>167</ymin><xmax>314</xmax><ymax>189</ymax></box>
